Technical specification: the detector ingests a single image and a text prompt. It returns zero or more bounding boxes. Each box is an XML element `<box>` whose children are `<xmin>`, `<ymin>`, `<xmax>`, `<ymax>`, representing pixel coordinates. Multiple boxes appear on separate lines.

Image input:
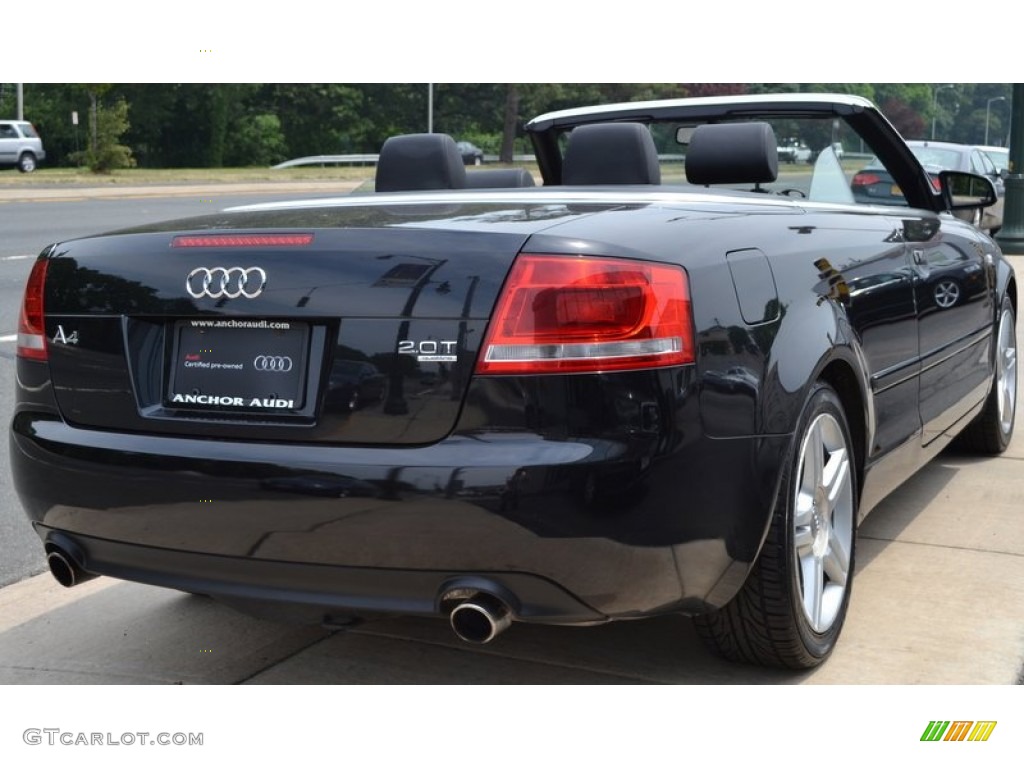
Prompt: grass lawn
<box><xmin>0</xmin><ymin>166</ymin><xmax>381</xmax><ymax>187</ymax></box>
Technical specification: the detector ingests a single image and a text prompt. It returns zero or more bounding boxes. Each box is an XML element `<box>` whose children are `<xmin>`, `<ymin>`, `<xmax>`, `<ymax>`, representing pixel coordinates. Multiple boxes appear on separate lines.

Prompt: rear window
<box><xmin>983</xmin><ymin>148</ymin><xmax>1009</xmax><ymax>172</ymax></box>
<box><xmin>909</xmin><ymin>146</ymin><xmax>960</xmax><ymax>169</ymax></box>
<box><xmin>16</xmin><ymin>122</ymin><xmax>39</xmax><ymax>138</ymax></box>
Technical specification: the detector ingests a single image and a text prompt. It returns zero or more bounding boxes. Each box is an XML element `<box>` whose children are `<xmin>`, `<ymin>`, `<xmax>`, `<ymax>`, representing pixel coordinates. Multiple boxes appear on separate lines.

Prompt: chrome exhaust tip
<box><xmin>449</xmin><ymin>593</ymin><xmax>513</xmax><ymax>644</ymax></box>
<box><xmin>45</xmin><ymin>546</ymin><xmax>97</xmax><ymax>588</ymax></box>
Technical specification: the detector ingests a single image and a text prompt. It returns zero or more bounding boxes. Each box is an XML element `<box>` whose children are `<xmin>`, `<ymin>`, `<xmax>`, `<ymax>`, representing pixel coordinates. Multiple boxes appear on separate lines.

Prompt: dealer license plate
<box><xmin>167</xmin><ymin>320</ymin><xmax>309</xmax><ymax>412</ymax></box>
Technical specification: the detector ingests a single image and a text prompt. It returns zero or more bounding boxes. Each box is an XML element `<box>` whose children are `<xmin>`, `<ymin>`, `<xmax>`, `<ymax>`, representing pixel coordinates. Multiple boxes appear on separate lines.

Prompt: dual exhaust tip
<box><xmin>45</xmin><ymin>544</ymin><xmax>98</xmax><ymax>588</ymax></box>
<box><xmin>46</xmin><ymin>541</ymin><xmax>517</xmax><ymax>645</ymax></box>
<box><xmin>443</xmin><ymin>587</ymin><xmax>514</xmax><ymax>645</ymax></box>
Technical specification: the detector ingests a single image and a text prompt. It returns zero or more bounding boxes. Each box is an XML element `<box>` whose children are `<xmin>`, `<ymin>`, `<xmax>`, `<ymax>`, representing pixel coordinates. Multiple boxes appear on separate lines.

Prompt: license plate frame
<box><xmin>167</xmin><ymin>320</ymin><xmax>310</xmax><ymax>413</ymax></box>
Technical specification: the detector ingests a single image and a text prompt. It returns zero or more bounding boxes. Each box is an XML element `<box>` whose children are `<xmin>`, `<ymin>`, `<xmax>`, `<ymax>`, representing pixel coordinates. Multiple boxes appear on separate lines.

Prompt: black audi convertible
<box><xmin>11</xmin><ymin>94</ymin><xmax>1016</xmax><ymax>669</ymax></box>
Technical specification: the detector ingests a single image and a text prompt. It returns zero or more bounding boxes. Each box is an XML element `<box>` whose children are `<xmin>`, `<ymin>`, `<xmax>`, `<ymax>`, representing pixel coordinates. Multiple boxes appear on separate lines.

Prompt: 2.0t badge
<box><xmin>397</xmin><ymin>339</ymin><xmax>458</xmax><ymax>362</ymax></box>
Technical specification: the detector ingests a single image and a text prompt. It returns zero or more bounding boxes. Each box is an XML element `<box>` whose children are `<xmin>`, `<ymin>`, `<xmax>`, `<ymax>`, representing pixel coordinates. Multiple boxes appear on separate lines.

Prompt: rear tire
<box><xmin>957</xmin><ymin>296</ymin><xmax>1016</xmax><ymax>454</ymax></box>
<box><xmin>695</xmin><ymin>382</ymin><xmax>857</xmax><ymax>669</ymax></box>
<box><xmin>18</xmin><ymin>152</ymin><xmax>37</xmax><ymax>173</ymax></box>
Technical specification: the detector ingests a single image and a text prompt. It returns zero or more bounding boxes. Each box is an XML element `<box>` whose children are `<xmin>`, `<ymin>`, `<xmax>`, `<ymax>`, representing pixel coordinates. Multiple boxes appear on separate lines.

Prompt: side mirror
<box><xmin>939</xmin><ymin>170</ymin><xmax>997</xmax><ymax>210</ymax></box>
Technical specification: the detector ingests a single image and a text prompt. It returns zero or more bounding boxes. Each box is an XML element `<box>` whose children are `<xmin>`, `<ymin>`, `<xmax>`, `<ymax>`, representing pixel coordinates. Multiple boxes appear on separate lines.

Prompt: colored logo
<box><xmin>921</xmin><ymin>721</ymin><xmax>997</xmax><ymax>742</ymax></box>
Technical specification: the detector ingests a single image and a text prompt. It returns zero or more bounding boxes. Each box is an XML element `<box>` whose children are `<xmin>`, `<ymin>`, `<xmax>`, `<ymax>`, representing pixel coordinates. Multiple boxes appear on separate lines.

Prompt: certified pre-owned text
<box><xmin>23</xmin><ymin>729</ymin><xmax>203</xmax><ymax>746</ymax></box>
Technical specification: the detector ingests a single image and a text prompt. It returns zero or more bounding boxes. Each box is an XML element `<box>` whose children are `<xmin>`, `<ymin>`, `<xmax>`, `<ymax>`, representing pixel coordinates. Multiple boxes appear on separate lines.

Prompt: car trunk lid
<box><xmin>39</xmin><ymin>204</ymin><xmax>550</xmax><ymax>445</ymax></box>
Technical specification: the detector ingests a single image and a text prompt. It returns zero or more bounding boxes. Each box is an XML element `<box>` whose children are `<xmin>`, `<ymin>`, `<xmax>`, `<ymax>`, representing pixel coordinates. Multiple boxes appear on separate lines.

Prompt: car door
<box><xmin>0</xmin><ymin>123</ymin><xmax>19</xmax><ymax>163</ymax></box>
<box><xmin>839</xmin><ymin>219</ymin><xmax>921</xmax><ymax>459</ymax></box>
<box><xmin>908</xmin><ymin>215</ymin><xmax>994</xmax><ymax>444</ymax></box>
<box><xmin>803</xmin><ymin>141</ymin><xmax>923</xmax><ymax>461</ymax></box>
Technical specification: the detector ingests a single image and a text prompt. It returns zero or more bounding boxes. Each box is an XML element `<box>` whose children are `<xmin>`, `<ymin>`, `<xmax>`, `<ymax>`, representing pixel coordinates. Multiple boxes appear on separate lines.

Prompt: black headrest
<box><xmin>465</xmin><ymin>168</ymin><xmax>536</xmax><ymax>188</ymax></box>
<box><xmin>562</xmin><ymin>122</ymin><xmax>661</xmax><ymax>185</ymax></box>
<box><xmin>685</xmin><ymin>122</ymin><xmax>779</xmax><ymax>186</ymax></box>
<box><xmin>375</xmin><ymin>133</ymin><xmax>467</xmax><ymax>192</ymax></box>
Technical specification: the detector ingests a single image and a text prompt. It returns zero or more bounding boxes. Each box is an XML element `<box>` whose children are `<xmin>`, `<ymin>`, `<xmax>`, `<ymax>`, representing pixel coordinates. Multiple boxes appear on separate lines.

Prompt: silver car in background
<box><xmin>0</xmin><ymin>120</ymin><xmax>46</xmax><ymax>172</ymax></box>
<box><xmin>978</xmin><ymin>145</ymin><xmax>1010</xmax><ymax>174</ymax></box>
<box><xmin>851</xmin><ymin>140</ymin><xmax>1005</xmax><ymax>235</ymax></box>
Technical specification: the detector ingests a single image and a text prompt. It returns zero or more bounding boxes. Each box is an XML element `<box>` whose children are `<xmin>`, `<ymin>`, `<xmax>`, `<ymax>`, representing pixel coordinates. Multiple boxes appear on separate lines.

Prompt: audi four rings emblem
<box><xmin>254</xmin><ymin>355</ymin><xmax>294</xmax><ymax>372</ymax></box>
<box><xmin>186</xmin><ymin>267</ymin><xmax>267</xmax><ymax>299</ymax></box>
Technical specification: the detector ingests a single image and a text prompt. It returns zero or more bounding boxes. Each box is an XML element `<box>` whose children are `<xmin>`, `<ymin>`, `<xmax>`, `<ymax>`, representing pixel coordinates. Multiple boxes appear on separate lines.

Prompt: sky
<box><xmin>7</xmin><ymin>4</ymin><xmax>1016</xmax><ymax>84</ymax></box>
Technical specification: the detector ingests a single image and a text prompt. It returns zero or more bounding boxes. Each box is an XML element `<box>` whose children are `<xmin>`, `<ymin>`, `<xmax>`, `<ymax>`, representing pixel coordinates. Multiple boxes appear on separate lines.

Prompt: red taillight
<box><xmin>851</xmin><ymin>172</ymin><xmax>881</xmax><ymax>187</ymax></box>
<box><xmin>929</xmin><ymin>175</ymin><xmax>942</xmax><ymax>192</ymax></box>
<box><xmin>171</xmin><ymin>233</ymin><xmax>314</xmax><ymax>248</ymax></box>
<box><xmin>476</xmin><ymin>254</ymin><xmax>694</xmax><ymax>375</ymax></box>
<box><xmin>17</xmin><ymin>258</ymin><xmax>49</xmax><ymax>361</ymax></box>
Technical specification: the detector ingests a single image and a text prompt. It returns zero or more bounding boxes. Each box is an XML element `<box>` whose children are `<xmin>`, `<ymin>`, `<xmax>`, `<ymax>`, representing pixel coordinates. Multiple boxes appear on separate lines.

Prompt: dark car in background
<box><xmin>851</xmin><ymin>140</ymin><xmax>1005</xmax><ymax>234</ymax></box>
<box><xmin>455</xmin><ymin>140</ymin><xmax>484</xmax><ymax>165</ymax></box>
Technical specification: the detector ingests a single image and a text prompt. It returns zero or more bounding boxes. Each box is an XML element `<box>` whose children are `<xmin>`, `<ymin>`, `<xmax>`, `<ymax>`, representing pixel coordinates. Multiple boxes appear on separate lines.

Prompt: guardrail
<box><xmin>273</xmin><ymin>154</ymin><xmax>536</xmax><ymax>168</ymax></box>
<box><xmin>272</xmin><ymin>155</ymin><xmax>381</xmax><ymax>169</ymax></box>
<box><xmin>272</xmin><ymin>151</ymin><xmax>869</xmax><ymax>171</ymax></box>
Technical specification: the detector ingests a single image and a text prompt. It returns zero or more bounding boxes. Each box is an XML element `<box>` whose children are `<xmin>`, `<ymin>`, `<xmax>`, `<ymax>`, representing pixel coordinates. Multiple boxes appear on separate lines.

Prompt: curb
<box><xmin>0</xmin><ymin>180</ymin><xmax>364</xmax><ymax>203</ymax></box>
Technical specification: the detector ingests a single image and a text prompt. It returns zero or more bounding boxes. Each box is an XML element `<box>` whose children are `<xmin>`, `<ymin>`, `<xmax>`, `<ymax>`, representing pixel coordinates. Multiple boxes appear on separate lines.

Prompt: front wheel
<box><xmin>695</xmin><ymin>382</ymin><xmax>857</xmax><ymax>668</ymax></box>
<box><xmin>957</xmin><ymin>296</ymin><xmax>1016</xmax><ymax>453</ymax></box>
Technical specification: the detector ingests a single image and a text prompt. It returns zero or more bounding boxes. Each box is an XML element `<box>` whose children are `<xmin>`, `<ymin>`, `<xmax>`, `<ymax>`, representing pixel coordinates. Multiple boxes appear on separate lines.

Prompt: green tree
<box><xmin>949</xmin><ymin>84</ymin><xmax>1011</xmax><ymax>145</ymax></box>
<box><xmin>71</xmin><ymin>95</ymin><xmax>135</xmax><ymax>172</ymax></box>
<box><xmin>224</xmin><ymin>113</ymin><xmax>288</xmax><ymax>166</ymax></box>
<box><xmin>273</xmin><ymin>84</ymin><xmax>371</xmax><ymax>155</ymax></box>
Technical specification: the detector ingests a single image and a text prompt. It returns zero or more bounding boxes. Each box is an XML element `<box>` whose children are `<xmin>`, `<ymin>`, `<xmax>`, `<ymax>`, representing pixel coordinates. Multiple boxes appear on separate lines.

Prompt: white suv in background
<box><xmin>0</xmin><ymin>120</ymin><xmax>46</xmax><ymax>172</ymax></box>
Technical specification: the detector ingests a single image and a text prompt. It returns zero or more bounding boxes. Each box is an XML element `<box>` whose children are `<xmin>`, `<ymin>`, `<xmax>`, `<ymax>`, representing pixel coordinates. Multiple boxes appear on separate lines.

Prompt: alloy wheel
<box><xmin>792</xmin><ymin>412</ymin><xmax>854</xmax><ymax>633</ymax></box>
<box><xmin>934</xmin><ymin>280</ymin><xmax>960</xmax><ymax>308</ymax></box>
<box><xmin>996</xmin><ymin>305</ymin><xmax>1017</xmax><ymax>436</ymax></box>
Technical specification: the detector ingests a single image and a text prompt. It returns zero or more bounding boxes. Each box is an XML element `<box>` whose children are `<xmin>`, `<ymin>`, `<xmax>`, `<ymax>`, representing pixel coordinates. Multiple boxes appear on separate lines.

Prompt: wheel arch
<box><xmin>994</xmin><ymin>250</ymin><xmax>1016</xmax><ymax>312</ymax></box>
<box><xmin>1003</xmin><ymin>274</ymin><xmax>1017</xmax><ymax>316</ymax></box>
<box><xmin>816</xmin><ymin>357</ymin><xmax>867</xmax><ymax>501</ymax></box>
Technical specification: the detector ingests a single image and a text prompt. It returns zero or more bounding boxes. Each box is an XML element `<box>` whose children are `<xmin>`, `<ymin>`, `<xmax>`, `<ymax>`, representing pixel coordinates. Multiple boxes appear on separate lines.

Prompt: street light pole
<box><xmin>986</xmin><ymin>96</ymin><xmax>1007</xmax><ymax>145</ymax></box>
<box><xmin>995</xmin><ymin>85</ymin><xmax>1024</xmax><ymax>255</ymax></box>
<box><xmin>931</xmin><ymin>84</ymin><xmax>955</xmax><ymax>140</ymax></box>
<box><xmin>427</xmin><ymin>83</ymin><xmax>433</xmax><ymax>134</ymax></box>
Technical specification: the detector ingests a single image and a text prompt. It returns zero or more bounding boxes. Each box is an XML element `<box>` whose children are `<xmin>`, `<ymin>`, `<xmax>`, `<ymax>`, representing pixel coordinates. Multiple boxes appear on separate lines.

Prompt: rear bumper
<box><xmin>12</xmin><ymin>397</ymin><xmax>790</xmax><ymax>623</ymax></box>
<box><xmin>36</xmin><ymin>527</ymin><xmax>605</xmax><ymax>625</ymax></box>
